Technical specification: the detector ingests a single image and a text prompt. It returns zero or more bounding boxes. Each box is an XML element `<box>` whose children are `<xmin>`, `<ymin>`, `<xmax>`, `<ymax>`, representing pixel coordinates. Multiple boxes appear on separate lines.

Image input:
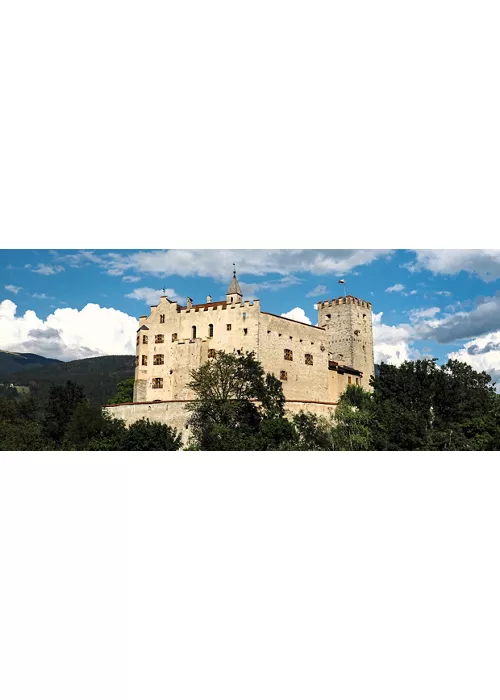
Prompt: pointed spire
<box><xmin>226</xmin><ymin>264</ymin><xmax>242</xmax><ymax>296</ymax></box>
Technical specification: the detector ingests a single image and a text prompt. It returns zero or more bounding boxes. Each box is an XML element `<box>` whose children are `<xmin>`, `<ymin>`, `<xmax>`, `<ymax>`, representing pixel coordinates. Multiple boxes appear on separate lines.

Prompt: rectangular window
<box><xmin>155</xmin><ymin>334</ymin><xmax>164</xmax><ymax>343</ymax></box>
<box><xmin>305</xmin><ymin>353</ymin><xmax>313</xmax><ymax>366</ymax></box>
<box><xmin>142</xmin><ymin>335</ymin><xmax>148</xmax><ymax>344</ymax></box>
<box><xmin>243</xmin><ymin>328</ymin><xmax>248</xmax><ymax>335</ymax></box>
<box><xmin>280</xmin><ymin>370</ymin><xmax>288</xmax><ymax>381</ymax></box>
<box><xmin>153</xmin><ymin>354</ymin><xmax>164</xmax><ymax>365</ymax></box>
<box><xmin>142</xmin><ymin>355</ymin><xmax>148</xmax><ymax>366</ymax></box>
<box><xmin>171</xmin><ymin>333</ymin><xmax>178</xmax><ymax>342</ymax></box>
<box><xmin>160</xmin><ymin>314</ymin><xmax>165</xmax><ymax>323</ymax></box>
<box><xmin>355</xmin><ymin>377</ymin><xmax>359</xmax><ymax>385</ymax></box>
<box><xmin>135</xmin><ymin>356</ymin><xmax>139</xmax><ymax>367</ymax></box>
<box><xmin>208</xmin><ymin>349</ymin><xmax>216</xmax><ymax>359</ymax></box>
<box><xmin>284</xmin><ymin>349</ymin><xmax>293</xmax><ymax>361</ymax></box>
<box><xmin>136</xmin><ymin>336</ymin><xmax>140</xmax><ymax>345</ymax></box>
<box><xmin>227</xmin><ymin>324</ymin><xmax>232</xmax><ymax>331</ymax></box>
<box><xmin>348</xmin><ymin>376</ymin><xmax>352</xmax><ymax>384</ymax></box>
<box><xmin>152</xmin><ymin>378</ymin><xmax>163</xmax><ymax>389</ymax></box>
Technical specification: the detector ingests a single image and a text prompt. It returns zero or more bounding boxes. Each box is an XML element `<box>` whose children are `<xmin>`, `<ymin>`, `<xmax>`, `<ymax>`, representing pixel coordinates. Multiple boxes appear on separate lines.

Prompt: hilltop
<box><xmin>0</xmin><ymin>350</ymin><xmax>63</xmax><ymax>376</ymax></box>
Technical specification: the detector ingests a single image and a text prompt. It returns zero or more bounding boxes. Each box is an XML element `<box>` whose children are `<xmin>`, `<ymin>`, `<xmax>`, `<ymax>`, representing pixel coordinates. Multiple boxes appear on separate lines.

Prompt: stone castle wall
<box><xmin>105</xmin><ymin>398</ymin><xmax>338</xmax><ymax>447</ymax></box>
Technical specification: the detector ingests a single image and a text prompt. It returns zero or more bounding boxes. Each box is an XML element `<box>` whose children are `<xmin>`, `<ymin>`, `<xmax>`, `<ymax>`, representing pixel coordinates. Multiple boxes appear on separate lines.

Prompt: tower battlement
<box><xmin>318</xmin><ymin>295</ymin><xmax>372</xmax><ymax>310</ymax></box>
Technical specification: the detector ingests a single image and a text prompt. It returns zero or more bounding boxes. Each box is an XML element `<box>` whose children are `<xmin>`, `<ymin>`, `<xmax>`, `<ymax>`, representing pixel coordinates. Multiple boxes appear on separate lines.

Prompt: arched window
<box><xmin>231</xmin><ymin>296</ymin><xmax>233</xmax><ymax>303</ymax></box>
<box><xmin>209</xmin><ymin>324</ymin><xmax>213</xmax><ymax>338</ymax></box>
<box><xmin>192</xmin><ymin>326</ymin><xmax>196</xmax><ymax>339</ymax></box>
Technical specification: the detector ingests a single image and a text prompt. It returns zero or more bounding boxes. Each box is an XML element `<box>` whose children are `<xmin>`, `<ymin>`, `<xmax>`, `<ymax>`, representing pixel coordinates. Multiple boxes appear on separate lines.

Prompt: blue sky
<box><xmin>1</xmin><ymin>249</ymin><xmax>500</xmax><ymax>386</ymax></box>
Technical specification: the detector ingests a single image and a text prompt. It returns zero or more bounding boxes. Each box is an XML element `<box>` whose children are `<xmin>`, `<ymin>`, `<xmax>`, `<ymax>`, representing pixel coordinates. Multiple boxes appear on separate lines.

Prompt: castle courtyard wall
<box><xmin>105</xmin><ymin>399</ymin><xmax>338</xmax><ymax>447</ymax></box>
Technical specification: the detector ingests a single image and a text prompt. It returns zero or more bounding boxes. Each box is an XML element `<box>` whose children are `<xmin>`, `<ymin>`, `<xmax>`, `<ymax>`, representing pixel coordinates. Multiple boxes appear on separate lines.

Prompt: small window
<box><xmin>348</xmin><ymin>376</ymin><xmax>352</xmax><ymax>384</ymax></box>
<box><xmin>326</xmin><ymin>314</ymin><xmax>331</xmax><ymax>320</ymax></box>
<box><xmin>152</xmin><ymin>378</ymin><xmax>163</xmax><ymax>389</ymax></box>
<box><xmin>172</xmin><ymin>333</ymin><xmax>178</xmax><ymax>342</ymax></box>
<box><xmin>355</xmin><ymin>377</ymin><xmax>359</xmax><ymax>385</ymax></box>
<box><xmin>363</xmin><ymin>314</ymin><xmax>367</xmax><ymax>319</ymax></box>
<box><xmin>136</xmin><ymin>336</ymin><xmax>140</xmax><ymax>345</ymax></box>
<box><xmin>231</xmin><ymin>297</ymin><xmax>233</xmax><ymax>303</ymax></box>
<box><xmin>267</xmin><ymin>330</ymin><xmax>271</xmax><ymax>334</ymax></box>
<box><xmin>227</xmin><ymin>324</ymin><xmax>232</xmax><ymax>331</ymax></box>
<box><xmin>289</xmin><ymin>336</ymin><xmax>293</xmax><ymax>340</ymax></box>
<box><xmin>192</xmin><ymin>326</ymin><xmax>196</xmax><ymax>339</ymax></box>
<box><xmin>160</xmin><ymin>314</ymin><xmax>165</xmax><ymax>324</ymax></box>
<box><xmin>280</xmin><ymin>370</ymin><xmax>288</xmax><ymax>381</ymax></box>
<box><xmin>153</xmin><ymin>354</ymin><xmax>164</xmax><ymax>365</ymax></box>
<box><xmin>305</xmin><ymin>354</ymin><xmax>313</xmax><ymax>366</ymax></box>
<box><xmin>243</xmin><ymin>328</ymin><xmax>248</xmax><ymax>335</ymax></box>
<box><xmin>155</xmin><ymin>334</ymin><xmax>164</xmax><ymax>343</ymax></box>
<box><xmin>142</xmin><ymin>355</ymin><xmax>148</xmax><ymax>366</ymax></box>
<box><xmin>209</xmin><ymin>324</ymin><xmax>214</xmax><ymax>338</ymax></box>
<box><xmin>300</xmin><ymin>339</ymin><xmax>303</xmax><ymax>343</ymax></box>
<box><xmin>243</xmin><ymin>312</ymin><xmax>247</xmax><ymax>320</ymax></box>
<box><xmin>142</xmin><ymin>335</ymin><xmax>148</xmax><ymax>344</ymax></box>
<box><xmin>284</xmin><ymin>349</ymin><xmax>293</xmax><ymax>361</ymax></box>
<box><xmin>135</xmin><ymin>356</ymin><xmax>139</xmax><ymax>367</ymax></box>
<box><xmin>208</xmin><ymin>349</ymin><xmax>216</xmax><ymax>359</ymax></box>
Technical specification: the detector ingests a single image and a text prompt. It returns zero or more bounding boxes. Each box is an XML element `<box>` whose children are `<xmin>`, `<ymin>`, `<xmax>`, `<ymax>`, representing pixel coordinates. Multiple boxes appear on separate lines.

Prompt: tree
<box><xmin>108</xmin><ymin>377</ymin><xmax>134</xmax><ymax>405</ymax></box>
<box><xmin>119</xmin><ymin>418</ymin><xmax>182</xmax><ymax>451</ymax></box>
<box><xmin>63</xmin><ymin>400</ymin><xmax>127</xmax><ymax>450</ymax></box>
<box><xmin>187</xmin><ymin>350</ymin><xmax>294</xmax><ymax>451</ymax></box>
<box><xmin>331</xmin><ymin>385</ymin><xmax>373</xmax><ymax>451</ymax></box>
<box><xmin>42</xmin><ymin>381</ymin><xmax>86</xmax><ymax>446</ymax></box>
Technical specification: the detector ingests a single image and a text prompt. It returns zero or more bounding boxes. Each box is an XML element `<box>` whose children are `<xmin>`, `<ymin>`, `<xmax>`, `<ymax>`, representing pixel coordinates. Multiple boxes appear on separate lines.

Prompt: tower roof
<box><xmin>227</xmin><ymin>268</ymin><xmax>242</xmax><ymax>296</ymax></box>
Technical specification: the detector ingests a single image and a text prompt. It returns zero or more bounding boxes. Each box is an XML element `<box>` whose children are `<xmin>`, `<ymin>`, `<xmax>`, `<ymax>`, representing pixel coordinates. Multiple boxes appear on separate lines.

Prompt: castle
<box><xmin>106</xmin><ymin>270</ymin><xmax>375</xmax><ymax>439</ymax></box>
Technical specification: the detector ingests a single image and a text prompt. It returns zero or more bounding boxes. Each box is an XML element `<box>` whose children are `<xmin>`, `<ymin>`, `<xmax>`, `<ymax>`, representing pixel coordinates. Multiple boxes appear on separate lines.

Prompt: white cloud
<box><xmin>449</xmin><ymin>332</ymin><xmax>500</xmax><ymax>391</ymax></box>
<box><xmin>32</xmin><ymin>264</ymin><xmax>64</xmax><ymax>276</ymax></box>
<box><xmin>436</xmin><ymin>290</ymin><xmax>452</xmax><ymax>296</ymax></box>
<box><xmin>306</xmin><ymin>284</ymin><xmax>328</xmax><ymax>298</ymax></box>
<box><xmin>416</xmin><ymin>294</ymin><xmax>500</xmax><ymax>344</ymax></box>
<box><xmin>409</xmin><ymin>250</ymin><xmax>500</xmax><ymax>282</ymax></box>
<box><xmin>32</xmin><ymin>292</ymin><xmax>53</xmax><ymax>300</ymax></box>
<box><xmin>385</xmin><ymin>283</ymin><xmax>405</xmax><ymax>293</ymax></box>
<box><xmin>373</xmin><ymin>311</ymin><xmax>413</xmax><ymax>366</ymax></box>
<box><xmin>103</xmin><ymin>249</ymin><xmax>392</xmax><ymax>280</ymax></box>
<box><xmin>122</xmin><ymin>276</ymin><xmax>141</xmax><ymax>283</ymax></box>
<box><xmin>281</xmin><ymin>307</ymin><xmax>311</xmax><ymax>325</ymax></box>
<box><xmin>125</xmin><ymin>287</ymin><xmax>185</xmax><ymax>306</ymax></box>
<box><xmin>409</xmin><ymin>307</ymin><xmax>440</xmax><ymax>321</ymax></box>
<box><xmin>0</xmin><ymin>299</ymin><xmax>137</xmax><ymax>361</ymax></box>
<box><xmin>107</xmin><ymin>269</ymin><xmax>124</xmax><ymax>276</ymax></box>
<box><xmin>5</xmin><ymin>285</ymin><xmax>22</xmax><ymax>294</ymax></box>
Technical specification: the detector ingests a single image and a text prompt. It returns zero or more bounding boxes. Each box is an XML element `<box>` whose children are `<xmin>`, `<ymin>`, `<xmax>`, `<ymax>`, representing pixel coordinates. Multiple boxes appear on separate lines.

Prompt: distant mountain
<box><xmin>2</xmin><ymin>354</ymin><xmax>135</xmax><ymax>406</ymax></box>
<box><xmin>0</xmin><ymin>350</ymin><xmax>63</xmax><ymax>376</ymax></box>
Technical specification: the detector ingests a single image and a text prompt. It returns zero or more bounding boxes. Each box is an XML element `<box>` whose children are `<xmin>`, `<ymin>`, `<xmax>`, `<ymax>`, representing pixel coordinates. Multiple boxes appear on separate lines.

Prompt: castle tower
<box><xmin>226</xmin><ymin>266</ymin><xmax>243</xmax><ymax>305</ymax></box>
<box><xmin>317</xmin><ymin>295</ymin><xmax>375</xmax><ymax>388</ymax></box>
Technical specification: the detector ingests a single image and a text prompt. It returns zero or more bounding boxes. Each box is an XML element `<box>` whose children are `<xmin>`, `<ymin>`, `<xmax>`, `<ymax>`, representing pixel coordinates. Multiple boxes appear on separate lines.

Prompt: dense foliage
<box><xmin>0</xmin><ymin>380</ymin><xmax>182</xmax><ymax>451</ymax></box>
<box><xmin>1</xmin><ymin>351</ymin><xmax>498</xmax><ymax>451</ymax></box>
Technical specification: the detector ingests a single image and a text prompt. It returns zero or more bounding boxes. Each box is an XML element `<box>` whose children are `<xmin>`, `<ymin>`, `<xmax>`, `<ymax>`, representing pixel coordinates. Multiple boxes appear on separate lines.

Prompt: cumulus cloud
<box><xmin>125</xmin><ymin>287</ymin><xmax>185</xmax><ymax>306</ymax></box>
<box><xmin>32</xmin><ymin>264</ymin><xmax>64</xmax><ymax>276</ymax></box>
<box><xmin>5</xmin><ymin>285</ymin><xmax>22</xmax><ymax>294</ymax></box>
<box><xmin>417</xmin><ymin>293</ymin><xmax>500</xmax><ymax>344</ymax></box>
<box><xmin>449</xmin><ymin>332</ymin><xmax>500</xmax><ymax>390</ymax></box>
<box><xmin>385</xmin><ymin>283</ymin><xmax>405</xmax><ymax>293</ymax></box>
<box><xmin>373</xmin><ymin>312</ymin><xmax>413</xmax><ymax>366</ymax></box>
<box><xmin>306</xmin><ymin>284</ymin><xmax>328</xmax><ymax>298</ymax></box>
<box><xmin>281</xmin><ymin>307</ymin><xmax>312</xmax><ymax>325</ymax></box>
<box><xmin>0</xmin><ymin>299</ymin><xmax>137</xmax><ymax>361</ymax></box>
<box><xmin>102</xmin><ymin>249</ymin><xmax>392</xmax><ymax>280</ymax></box>
<box><xmin>408</xmin><ymin>250</ymin><xmax>500</xmax><ymax>282</ymax></box>
<box><xmin>409</xmin><ymin>307</ymin><xmax>441</xmax><ymax>321</ymax></box>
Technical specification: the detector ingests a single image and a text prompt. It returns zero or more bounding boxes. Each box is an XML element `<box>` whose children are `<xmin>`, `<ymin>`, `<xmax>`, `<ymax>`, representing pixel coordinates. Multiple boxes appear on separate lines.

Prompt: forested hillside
<box><xmin>1</xmin><ymin>355</ymin><xmax>135</xmax><ymax>406</ymax></box>
<box><xmin>0</xmin><ymin>350</ymin><xmax>63</xmax><ymax>376</ymax></box>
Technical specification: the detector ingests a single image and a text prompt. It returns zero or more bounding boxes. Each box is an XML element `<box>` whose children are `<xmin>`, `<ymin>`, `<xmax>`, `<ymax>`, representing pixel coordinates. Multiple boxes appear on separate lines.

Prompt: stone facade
<box><xmin>106</xmin><ymin>271</ymin><xmax>375</xmax><ymax>438</ymax></box>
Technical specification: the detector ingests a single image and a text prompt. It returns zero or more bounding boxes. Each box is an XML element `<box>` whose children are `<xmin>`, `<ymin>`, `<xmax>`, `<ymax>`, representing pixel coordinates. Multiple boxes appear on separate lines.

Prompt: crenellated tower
<box><xmin>317</xmin><ymin>295</ymin><xmax>375</xmax><ymax>388</ymax></box>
